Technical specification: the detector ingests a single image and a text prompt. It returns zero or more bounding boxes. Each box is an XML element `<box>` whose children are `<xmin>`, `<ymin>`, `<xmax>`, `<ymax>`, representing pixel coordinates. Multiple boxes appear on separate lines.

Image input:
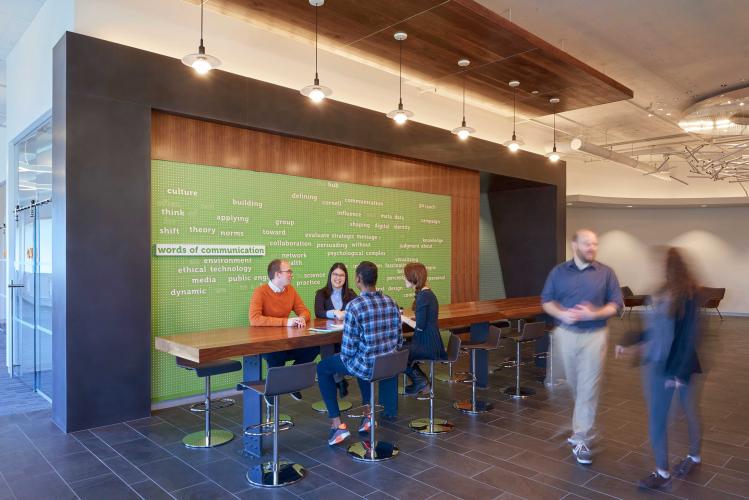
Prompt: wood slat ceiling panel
<box><xmin>207</xmin><ymin>0</ymin><xmax>447</xmax><ymax>45</ymax></box>
<box><xmin>197</xmin><ymin>0</ymin><xmax>633</xmax><ymax>117</ymax></box>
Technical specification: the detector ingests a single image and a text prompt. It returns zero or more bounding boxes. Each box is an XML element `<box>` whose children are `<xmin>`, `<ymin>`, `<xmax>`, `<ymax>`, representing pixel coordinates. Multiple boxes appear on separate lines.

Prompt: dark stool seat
<box><xmin>176</xmin><ymin>357</ymin><xmax>242</xmax><ymax>449</ymax></box>
<box><xmin>409</xmin><ymin>334</ymin><xmax>461</xmax><ymax>435</ymax></box>
<box><xmin>238</xmin><ymin>362</ymin><xmax>317</xmax><ymax>488</ymax></box>
<box><xmin>177</xmin><ymin>358</ymin><xmax>242</xmax><ymax>377</ymax></box>
<box><xmin>453</xmin><ymin>325</ymin><xmax>503</xmax><ymax>415</ymax></box>
<box><xmin>347</xmin><ymin>348</ymin><xmax>410</xmax><ymax>462</ymax></box>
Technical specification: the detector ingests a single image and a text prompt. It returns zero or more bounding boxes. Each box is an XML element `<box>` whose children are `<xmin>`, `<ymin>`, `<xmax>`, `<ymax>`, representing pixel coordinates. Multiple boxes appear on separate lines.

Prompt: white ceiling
<box><xmin>0</xmin><ymin>0</ymin><xmax>45</xmax><ymax>127</ymax></box>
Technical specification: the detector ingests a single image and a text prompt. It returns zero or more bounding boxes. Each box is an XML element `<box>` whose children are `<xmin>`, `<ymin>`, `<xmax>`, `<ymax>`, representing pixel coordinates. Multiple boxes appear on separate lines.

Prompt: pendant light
<box><xmin>503</xmin><ymin>80</ymin><xmax>524</xmax><ymax>152</ymax></box>
<box><xmin>182</xmin><ymin>0</ymin><xmax>221</xmax><ymax>75</ymax></box>
<box><xmin>547</xmin><ymin>97</ymin><xmax>561</xmax><ymax>162</ymax></box>
<box><xmin>386</xmin><ymin>31</ymin><xmax>414</xmax><ymax>125</ymax></box>
<box><xmin>451</xmin><ymin>58</ymin><xmax>476</xmax><ymax>140</ymax></box>
<box><xmin>300</xmin><ymin>0</ymin><xmax>332</xmax><ymax>103</ymax></box>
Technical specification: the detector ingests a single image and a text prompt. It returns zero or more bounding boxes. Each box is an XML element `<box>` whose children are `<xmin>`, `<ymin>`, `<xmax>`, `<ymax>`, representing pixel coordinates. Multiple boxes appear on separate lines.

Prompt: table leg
<box><xmin>470</xmin><ymin>322</ymin><xmax>489</xmax><ymax>388</ymax></box>
<box><xmin>242</xmin><ymin>354</ymin><xmax>263</xmax><ymax>457</ymax></box>
<box><xmin>320</xmin><ymin>344</ymin><xmax>335</xmax><ymax>359</ymax></box>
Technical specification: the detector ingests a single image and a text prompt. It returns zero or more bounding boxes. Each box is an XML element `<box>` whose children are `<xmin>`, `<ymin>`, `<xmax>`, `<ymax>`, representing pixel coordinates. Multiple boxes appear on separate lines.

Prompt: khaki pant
<box><xmin>554</xmin><ymin>325</ymin><xmax>608</xmax><ymax>444</ymax></box>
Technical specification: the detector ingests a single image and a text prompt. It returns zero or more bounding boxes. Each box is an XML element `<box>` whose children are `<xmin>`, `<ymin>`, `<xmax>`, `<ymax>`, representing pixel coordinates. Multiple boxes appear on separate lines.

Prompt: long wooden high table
<box><xmin>155</xmin><ymin>296</ymin><xmax>543</xmax><ymax>456</ymax></box>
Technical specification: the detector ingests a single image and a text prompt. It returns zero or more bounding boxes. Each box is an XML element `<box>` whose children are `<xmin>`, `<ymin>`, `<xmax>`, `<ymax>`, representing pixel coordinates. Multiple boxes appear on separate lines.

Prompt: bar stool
<box><xmin>436</xmin><ymin>329</ymin><xmax>465</xmax><ymax>383</ymax></box>
<box><xmin>176</xmin><ymin>357</ymin><xmax>242</xmax><ymax>448</ymax></box>
<box><xmin>503</xmin><ymin>321</ymin><xmax>546</xmax><ymax>399</ymax></box>
<box><xmin>453</xmin><ymin>326</ymin><xmax>502</xmax><ymax>415</ymax></box>
<box><xmin>238</xmin><ymin>361</ymin><xmax>317</xmax><ymax>488</ymax></box>
<box><xmin>540</xmin><ymin>327</ymin><xmax>563</xmax><ymax>389</ymax></box>
<box><xmin>347</xmin><ymin>348</ymin><xmax>410</xmax><ymax>462</ymax></box>
<box><xmin>409</xmin><ymin>334</ymin><xmax>461</xmax><ymax>434</ymax></box>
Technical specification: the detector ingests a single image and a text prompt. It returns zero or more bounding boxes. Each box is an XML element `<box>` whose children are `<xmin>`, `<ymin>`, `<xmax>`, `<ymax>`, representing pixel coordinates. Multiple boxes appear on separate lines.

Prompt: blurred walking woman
<box><xmin>619</xmin><ymin>248</ymin><xmax>703</xmax><ymax>491</ymax></box>
<box><xmin>400</xmin><ymin>262</ymin><xmax>445</xmax><ymax>396</ymax></box>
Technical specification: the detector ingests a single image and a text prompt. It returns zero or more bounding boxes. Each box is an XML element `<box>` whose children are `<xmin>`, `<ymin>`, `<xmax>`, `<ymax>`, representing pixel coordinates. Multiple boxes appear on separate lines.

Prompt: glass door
<box><xmin>11</xmin><ymin>206</ymin><xmax>36</xmax><ymax>387</ymax></box>
<box><xmin>35</xmin><ymin>201</ymin><xmax>53</xmax><ymax>396</ymax></box>
<box><xmin>8</xmin><ymin>117</ymin><xmax>53</xmax><ymax>399</ymax></box>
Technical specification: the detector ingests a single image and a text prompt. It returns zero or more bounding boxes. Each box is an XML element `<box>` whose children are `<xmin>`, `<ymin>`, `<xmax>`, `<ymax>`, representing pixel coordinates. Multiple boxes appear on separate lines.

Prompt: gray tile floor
<box><xmin>1</xmin><ymin>316</ymin><xmax>748</xmax><ymax>499</ymax></box>
<box><xmin>0</xmin><ymin>327</ymin><xmax>53</xmax><ymax>417</ymax></box>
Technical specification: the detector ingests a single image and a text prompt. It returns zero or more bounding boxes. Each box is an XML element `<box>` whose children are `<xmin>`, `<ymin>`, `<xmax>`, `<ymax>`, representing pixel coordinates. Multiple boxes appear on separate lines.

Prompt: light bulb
<box><xmin>547</xmin><ymin>151</ymin><xmax>560</xmax><ymax>162</ymax></box>
<box><xmin>393</xmin><ymin>111</ymin><xmax>408</xmax><ymax>124</ymax></box>
<box><xmin>308</xmin><ymin>87</ymin><xmax>326</xmax><ymax>103</ymax></box>
<box><xmin>507</xmin><ymin>141</ymin><xmax>520</xmax><ymax>152</ymax></box>
<box><xmin>457</xmin><ymin>129</ymin><xmax>470</xmax><ymax>140</ymax></box>
<box><xmin>191</xmin><ymin>57</ymin><xmax>212</xmax><ymax>75</ymax></box>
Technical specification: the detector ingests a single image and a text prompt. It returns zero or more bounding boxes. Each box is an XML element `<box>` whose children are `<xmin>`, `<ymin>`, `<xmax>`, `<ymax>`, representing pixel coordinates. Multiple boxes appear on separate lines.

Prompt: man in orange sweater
<box><xmin>249</xmin><ymin>258</ymin><xmax>318</xmax><ymax>400</ymax></box>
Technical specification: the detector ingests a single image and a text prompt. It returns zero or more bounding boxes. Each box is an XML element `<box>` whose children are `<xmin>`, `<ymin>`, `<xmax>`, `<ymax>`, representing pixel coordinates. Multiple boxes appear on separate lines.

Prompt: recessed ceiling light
<box><xmin>648</xmin><ymin>113</ymin><xmax>653</xmax><ymax>117</ymax></box>
<box><xmin>531</xmin><ymin>90</ymin><xmax>539</xmax><ymax>94</ymax></box>
<box><xmin>700</xmin><ymin>204</ymin><xmax>708</xmax><ymax>207</ymax></box>
<box><xmin>566</xmin><ymin>202</ymin><xmax>573</xmax><ymax>206</ymax></box>
<box><xmin>741</xmin><ymin>102</ymin><xmax>746</xmax><ymax>106</ymax></box>
<box><xmin>666</xmin><ymin>112</ymin><xmax>672</xmax><ymax>116</ymax></box>
<box><xmin>626</xmin><ymin>205</ymin><xmax>633</xmax><ymax>208</ymax></box>
<box><xmin>657</xmin><ymin>107</ymin><xmax>664</xmax><ymax>111</ymax></box>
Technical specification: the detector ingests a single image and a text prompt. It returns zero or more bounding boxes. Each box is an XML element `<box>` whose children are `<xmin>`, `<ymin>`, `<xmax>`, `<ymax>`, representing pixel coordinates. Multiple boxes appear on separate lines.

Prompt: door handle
<box><xmin>8</xmin><ymin>284</ymin><xmax>24</xmax><ymax>288</ymax></box>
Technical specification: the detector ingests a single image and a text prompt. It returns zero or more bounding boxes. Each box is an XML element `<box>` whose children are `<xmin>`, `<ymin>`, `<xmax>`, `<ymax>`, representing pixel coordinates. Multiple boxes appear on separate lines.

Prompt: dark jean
<box><xmin>644</xmin><ymin>363</ymin><xmax>701</xmax><ymax>470</ymax></box>
<box><xmin>316</xmin><ymin>354</ymin><xmax>398</xmax><ymax>419</ymax></box>
<box><xmin>263</xmin><ymin>346</ymin><xmax>320</xmax><ymax>369</ymax></box>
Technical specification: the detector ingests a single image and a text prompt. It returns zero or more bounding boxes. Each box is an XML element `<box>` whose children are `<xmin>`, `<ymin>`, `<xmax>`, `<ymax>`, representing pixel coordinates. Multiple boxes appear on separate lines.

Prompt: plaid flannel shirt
<box><xmin>340</xmin><ymin>290</ymin><xmax>403</xmax><ymax>380</ymax></box>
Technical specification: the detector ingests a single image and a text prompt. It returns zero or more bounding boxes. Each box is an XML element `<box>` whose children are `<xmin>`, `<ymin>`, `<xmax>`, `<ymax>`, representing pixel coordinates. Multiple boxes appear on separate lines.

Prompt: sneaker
<box><xmin>638</xmin><ymin>471</ymin><xmax>672</xmax><ymax>490</ymax></box>
<box><xmin>673</xmin><ymin>456</ymin><xmax>700</xmax><ymax>478</ymax></box>
<box><xmin>358</xmin><ymin>416</ymin><xmax>375</xmax><ymax>434</ymax></box>
<box><xmin>290</xmin><ymin>391</ymin><xmax>303</xmax><ymax>401</ymax></box>
<box><xmin>327</xmin><ymin>424</ymin><xmax>350</xmax><ymax>446</ymax></box>
<box><xmin>572</xmin><ymin>443</ymin><xmax>593</xmax><ymax>464</ymax></box>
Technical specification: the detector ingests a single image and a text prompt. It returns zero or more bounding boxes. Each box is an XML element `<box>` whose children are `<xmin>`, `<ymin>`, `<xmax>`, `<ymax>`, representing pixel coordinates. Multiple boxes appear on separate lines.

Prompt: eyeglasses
<box><xmin>279</xmin><ymin>269</ymin><xmax>294</xmax><ymax>274</ymax></box>
<box><xmin>331</xmin><ymin>272</ymin><xmax>346</xmax><ymax>278</ymax></box>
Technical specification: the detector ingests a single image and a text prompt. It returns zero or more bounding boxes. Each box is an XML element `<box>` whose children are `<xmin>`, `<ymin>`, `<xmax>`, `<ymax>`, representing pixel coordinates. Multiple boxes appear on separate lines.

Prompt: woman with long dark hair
<box><xmin>315</xmin><ymin>263</ymin><xmax>357</xmax><ymax>397</ymax></box>
<box><xmin>315</xmin><ymin>263</ymin><xmax>357</xmax><ymax>320</ymax></box>
<box><xmin>401</xmin><ymin>262</ymin><xmax>445</xmax><ymax>396</ymax></box>
<box><xmin>617</xmin><ymin>248</ymin><xmax>703</xmax><ymax>491</ymax></box>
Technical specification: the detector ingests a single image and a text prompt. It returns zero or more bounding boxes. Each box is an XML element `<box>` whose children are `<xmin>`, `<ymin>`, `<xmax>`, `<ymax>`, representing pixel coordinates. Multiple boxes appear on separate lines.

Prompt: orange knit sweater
<box><xmin>248</xmin><ymin>284</ymin><xmax>311</xmax><ymax>326</ymax></box>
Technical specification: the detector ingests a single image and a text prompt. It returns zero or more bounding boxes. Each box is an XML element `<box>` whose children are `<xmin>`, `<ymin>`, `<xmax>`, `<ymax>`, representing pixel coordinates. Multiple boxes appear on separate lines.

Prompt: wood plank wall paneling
<box><xmin>151</xmin><ymin>111</ymin><xmax>480</xmax><ymax>302</ymax></box>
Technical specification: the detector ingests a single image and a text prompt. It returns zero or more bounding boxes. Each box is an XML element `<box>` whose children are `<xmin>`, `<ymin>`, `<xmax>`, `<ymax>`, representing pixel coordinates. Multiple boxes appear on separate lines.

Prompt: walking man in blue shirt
<box><xmin>316</xmin><ymin>261</ymin><xmax>403</xmax><ymax>446</ymax></box>
<box><xmin>541</xmin><ymin>229</ymin><xmax>623</xmax><ymax>464</ymax></box>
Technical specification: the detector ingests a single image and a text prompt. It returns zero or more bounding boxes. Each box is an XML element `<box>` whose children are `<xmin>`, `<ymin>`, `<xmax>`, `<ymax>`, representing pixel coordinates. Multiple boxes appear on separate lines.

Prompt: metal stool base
<box><xmin>246</xmin><ymin>461</ymin><xmax>305</xmax><ymax>488</ymax></box>
<box><xmin>453</xmin><ymin>399</ymin><xmax>493</xmax><ymax>415</ymax></box>
<box><xmin>189</xmin><ymin>398</ymin><xmax>235</xmax><ymax>413</ymax></box>
<box><xmin>183</xmin><ymin>429</ymin><xmax>234</xmax><ymax>448</ymax></box>
<box><xmin>311</xmin><ymin>400</ymin><xmax>353</xmax><ymax>413</ymax></box>
<box><xmin>409</xmin><ymin>418</ymin><xmax>454</xmax><ymax>434</ymax></box>
<box><xmin>347</xmin><ymin>441</ymin><xmax>399</xmax><ymax>462</ymax></box>
<box><xmin>435</xmin><ymin>373</ymin><xmax>461</xmax><ymax>383</ymax></box>
<box><xmin>504</xmin><ymin>386</ymin><xmax>536</xmax><ymax>399</ymax></box>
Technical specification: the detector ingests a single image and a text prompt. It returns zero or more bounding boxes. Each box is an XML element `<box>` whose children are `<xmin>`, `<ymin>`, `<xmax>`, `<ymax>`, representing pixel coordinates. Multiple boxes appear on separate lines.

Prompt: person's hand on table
<box><xmin>333</xmin><ymin>310</ymin><xmax>345</xmax><ymax>321</ymax></box>
<box><xmin>287</xmin><ymin>317</ymin><xmax>306</xmax><ymax>328</ymax></box>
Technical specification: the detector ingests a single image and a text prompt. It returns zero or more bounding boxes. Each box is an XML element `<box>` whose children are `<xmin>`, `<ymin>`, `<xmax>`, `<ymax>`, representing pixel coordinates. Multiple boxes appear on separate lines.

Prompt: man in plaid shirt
<box><xmin>317</xmin><ymin>261</ymin><xmax>403</xmax><ymax>446</ymax></box>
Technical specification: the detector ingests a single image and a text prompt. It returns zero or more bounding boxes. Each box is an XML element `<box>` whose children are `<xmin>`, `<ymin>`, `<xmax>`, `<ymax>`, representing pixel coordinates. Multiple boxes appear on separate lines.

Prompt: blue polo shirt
<box><xmin>541</xmin><ymin>259</ymin><xmax>623</xmax><ymax>332</ymax></box>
